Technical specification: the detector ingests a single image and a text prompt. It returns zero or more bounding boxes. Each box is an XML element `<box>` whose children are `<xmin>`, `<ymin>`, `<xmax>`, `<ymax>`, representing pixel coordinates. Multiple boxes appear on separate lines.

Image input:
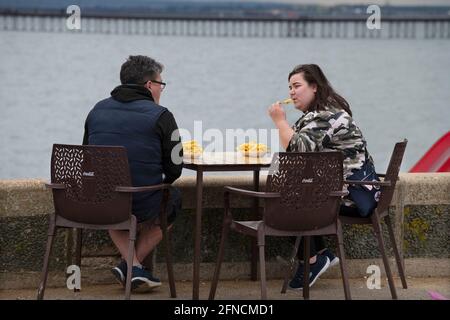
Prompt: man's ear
<box><xmin>145</xmin><ymin>81</ymin><xmax>152</xmax><ymax>92</ymax></box>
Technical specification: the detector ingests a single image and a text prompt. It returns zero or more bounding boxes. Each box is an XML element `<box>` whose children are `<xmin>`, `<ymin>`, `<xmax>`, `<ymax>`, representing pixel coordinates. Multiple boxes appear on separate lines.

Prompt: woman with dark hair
<box><xmin>268</xmin><ymin>64</ymin><xmax>379</xmax><ymax>290</ymax></box>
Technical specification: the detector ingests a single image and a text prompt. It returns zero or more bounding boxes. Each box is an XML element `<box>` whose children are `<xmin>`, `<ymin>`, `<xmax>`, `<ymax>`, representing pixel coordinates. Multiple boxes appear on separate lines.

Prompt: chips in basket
<box><xmin>237</xmin><ymin>141</ymin><xmax>269</xmax><ymax>157</ymax></box>
<box><xmin>182</xmin><ymin>140</ymin><xmax>203</xmax><ymax>159</ymax></box>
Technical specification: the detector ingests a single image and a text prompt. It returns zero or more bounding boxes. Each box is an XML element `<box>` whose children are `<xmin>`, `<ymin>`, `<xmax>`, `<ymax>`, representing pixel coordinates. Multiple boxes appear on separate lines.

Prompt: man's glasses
<box><xmin>150</xmin><ymin>79</ymin><xmax>166</xmax><ymax>90</ymax></box>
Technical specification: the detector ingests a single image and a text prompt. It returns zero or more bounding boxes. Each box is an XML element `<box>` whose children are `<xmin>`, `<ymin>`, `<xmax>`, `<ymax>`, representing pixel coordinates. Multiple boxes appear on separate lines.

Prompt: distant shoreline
<box><xmin>1</xmin><ymin>3</ymin><xmax>450</xmax><ymax>20</ymax></box>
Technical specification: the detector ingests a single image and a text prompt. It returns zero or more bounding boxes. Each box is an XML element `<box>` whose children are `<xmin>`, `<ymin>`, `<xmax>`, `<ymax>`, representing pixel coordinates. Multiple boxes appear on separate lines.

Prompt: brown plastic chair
<box><xmin>339</xmin><ymin>139</ymin><xmax>408</xmax><ymax>299</ymax></box>
<box><xmin>209</xmin><ymin>152</ymin><xmax>351</xmax><ymax>300</ymax></box>
<box><xmin>37</xmin><ymin>144</ymin><xmax>176</xmax><ymax>300</ymax></box>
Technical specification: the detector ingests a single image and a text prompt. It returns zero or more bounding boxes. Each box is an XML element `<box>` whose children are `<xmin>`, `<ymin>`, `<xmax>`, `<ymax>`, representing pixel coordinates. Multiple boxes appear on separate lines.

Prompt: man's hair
<box><xmin>120</xmin><ymin>55</ymin><xmax>164</xmax><ymax>85</ymax></box>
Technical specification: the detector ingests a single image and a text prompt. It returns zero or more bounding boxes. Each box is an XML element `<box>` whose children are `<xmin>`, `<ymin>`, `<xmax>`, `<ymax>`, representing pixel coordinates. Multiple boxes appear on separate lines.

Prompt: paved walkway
<box><xmin>2</xmin><ymin>277</ymin><xmax>449</xmax><ymax>300</ymax></box>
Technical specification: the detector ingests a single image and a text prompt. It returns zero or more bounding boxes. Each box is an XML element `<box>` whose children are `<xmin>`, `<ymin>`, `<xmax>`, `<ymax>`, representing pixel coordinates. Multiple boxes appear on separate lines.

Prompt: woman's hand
<box><xmin>268</xmin><ymin>101</ymin><xmax>294</xmax><ymax>150</ymax></box>
<box><xmin>268</xmin><ymin>102</ymin><xmax>286</xmax><ymax>124</ymax></box>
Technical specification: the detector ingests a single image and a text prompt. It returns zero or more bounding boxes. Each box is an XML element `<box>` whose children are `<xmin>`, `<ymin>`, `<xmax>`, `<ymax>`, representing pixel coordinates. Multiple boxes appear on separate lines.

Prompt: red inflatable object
<box><xmin>410</xmin><ymin>131</ymin><xmax>450</xmax><ymax>173</ymax></box>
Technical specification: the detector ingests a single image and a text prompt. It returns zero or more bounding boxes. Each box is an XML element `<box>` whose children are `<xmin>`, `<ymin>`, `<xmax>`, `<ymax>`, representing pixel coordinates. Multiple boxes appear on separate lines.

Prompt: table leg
<box><xmin>251</xmin><ymin>169</ymin><xmax>260</xmax><ymax>281</ymax></box>
<box><xmin>193</xmin><ymin>169</ymin><xmax>203</xmax><ymax>300</ymax></box>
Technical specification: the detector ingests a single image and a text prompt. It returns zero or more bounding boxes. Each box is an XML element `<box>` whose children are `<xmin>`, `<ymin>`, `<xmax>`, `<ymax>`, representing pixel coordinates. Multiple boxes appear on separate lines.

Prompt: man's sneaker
<box><xmin>321</xmin><ymin>249</ymin><xmax>340</xmax><ymax>268</ymax></box>
<box><xmin>111</xmin><ymin>260</ymin><xmax>127</xmax><ymax>287</ymax></box>
<box><xmin>288</xmin><ymin>255</ymin><xmax>330</xmax><ymax>290</ymax></box>
<box><xmin>131</xmin><ymin>266</ymin><xmax>162</xmax><ymax>293</ymax></box>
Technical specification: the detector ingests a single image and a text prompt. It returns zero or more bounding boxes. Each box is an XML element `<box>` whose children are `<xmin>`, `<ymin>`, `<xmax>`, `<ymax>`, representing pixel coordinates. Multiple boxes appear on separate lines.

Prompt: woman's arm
<box><xmin>268</xmin><ymin>102</ymin><xmax>294</xmax><ymax>150</ymax></box>
<box><xmin>275</xmin><ymin>120</ymin><xmax>295</xmax><ymax>150</ymax></box>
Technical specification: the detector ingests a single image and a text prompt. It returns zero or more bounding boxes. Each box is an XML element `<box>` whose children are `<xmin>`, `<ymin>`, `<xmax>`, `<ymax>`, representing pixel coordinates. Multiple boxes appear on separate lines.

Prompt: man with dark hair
<box><xmin>83</xmin><ymin>55</ymin><xmax>183</xmax><ymax>292</ymax></box>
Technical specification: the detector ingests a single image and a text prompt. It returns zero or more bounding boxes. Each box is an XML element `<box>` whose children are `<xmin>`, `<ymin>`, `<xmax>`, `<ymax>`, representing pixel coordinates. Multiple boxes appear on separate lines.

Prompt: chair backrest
<box><xmin>376</xmin><ymin>139</ymin><xmax>408</xmax><ymax>214</ymax></box>
<box><xmin>50</xmin><ymin>144</ymin><xmax>132</xmax><ymax>225</ymax></box>
<box><xmin>264</xmin><ymin>152</ymin><xmax>344</xmax><ymax>231</ymax></box>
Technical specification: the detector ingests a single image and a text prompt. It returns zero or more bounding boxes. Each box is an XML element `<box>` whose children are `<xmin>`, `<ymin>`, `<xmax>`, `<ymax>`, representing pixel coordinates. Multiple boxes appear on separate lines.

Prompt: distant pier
<box><xmin>1</xmin><ymin>13</ymin><xmax>449</xmax><ymax>39</ymax></box>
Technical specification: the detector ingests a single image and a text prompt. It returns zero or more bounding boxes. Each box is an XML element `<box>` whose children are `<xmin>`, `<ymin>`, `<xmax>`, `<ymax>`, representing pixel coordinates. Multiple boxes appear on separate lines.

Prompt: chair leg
<box><xmin>336</xmin><ymin>221</ymin><xmax>351</xmax><ymax>300</ymax></box>
<box><xmin>37</xmin><ymin>216</ymin><xmax>56</xmax><ymax>300</ymax></box>
<box><xmin>303</xmin><ymin>236</ymin><xmax>310</xmax><ymax>300</ymax></box>
<box><xmin>258</xmin><ymin>232</ymin><xmax>267</xmax><ymax>300</ymax></box>
<box><xmin>385</xmin><ymin>215</ymin><xmax>408</xmax><ymax>289</ymax></box>
<box><xmin>372</xmin><ymin>214</ymin><xmax>398</xmax><ymax>300</ymax></box>
<box><xmin>74</xmin><ymin>228</ymin><xmax>82</xmax><ymax>293</ymax></box>
<box><xmin>75</xmin><ymin>228</ymin><xmax>82</xmax><ymax>267</ymax></box>
<box><xmin>208</xmin><ymin>219</ymin><xmax>231</xmax><ymax>300</ymax></box>
<box><xmin>159</xmin><ymin>188</ymin><xmax>176</xmax><ymax>298</ymax></box>
<box><xmin>163</xmin><ymin>226</ymin><xmax>177</xmax><ymax>298</ymax></box>
<box><xmin>124</xmin><ymin>217</ymin><xmax>137</xmax><ymax>300</ymax></box>
<box><xmin>281</xmin><ymin>236</ymin><xmax>301</xmax><ymax>294</ymax></box>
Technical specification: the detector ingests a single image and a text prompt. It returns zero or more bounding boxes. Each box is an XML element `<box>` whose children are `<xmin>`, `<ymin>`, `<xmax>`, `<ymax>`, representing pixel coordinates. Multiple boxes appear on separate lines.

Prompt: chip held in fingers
<box><xmin>280</xmin><ymin>98</ymin><xmax>293</xmax><ymax>104</ymax></box>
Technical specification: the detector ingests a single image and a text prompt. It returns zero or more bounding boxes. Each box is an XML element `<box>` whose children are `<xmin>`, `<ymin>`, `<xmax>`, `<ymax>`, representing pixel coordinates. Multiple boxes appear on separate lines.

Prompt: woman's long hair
<box><xmin>288</xmin><ymin>64</ymin><xmax>352</xmax><ymax>116</ymax></box>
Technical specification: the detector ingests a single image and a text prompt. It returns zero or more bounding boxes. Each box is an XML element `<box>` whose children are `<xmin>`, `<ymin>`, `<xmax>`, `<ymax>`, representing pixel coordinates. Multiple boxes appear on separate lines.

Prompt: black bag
<box><xmin>346</xmin><ymin>156</ymin><xmax>381</xmax><ymax>217</ymax></box>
